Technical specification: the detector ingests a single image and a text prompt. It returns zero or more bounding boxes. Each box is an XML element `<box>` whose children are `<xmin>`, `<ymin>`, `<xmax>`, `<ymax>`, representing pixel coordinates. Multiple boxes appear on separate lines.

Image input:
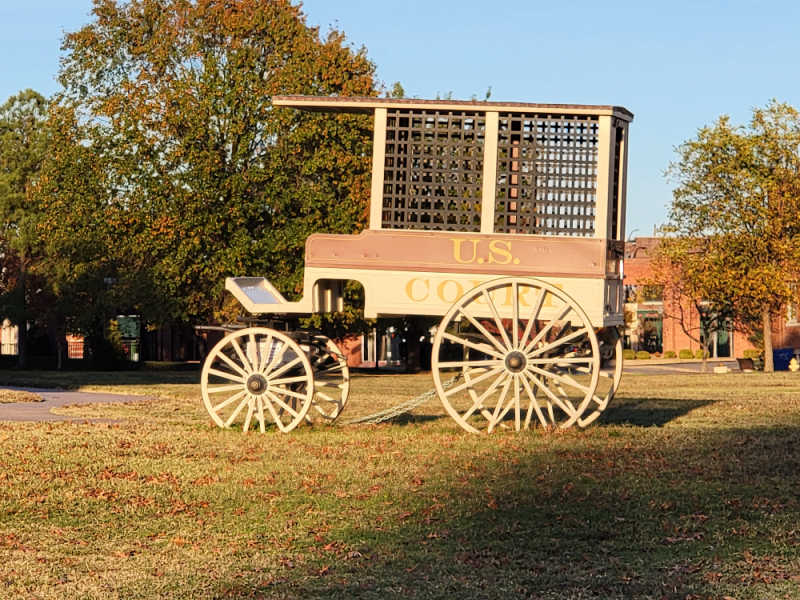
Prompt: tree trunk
<box><xmin>762</xmin><ymin>308</ymin><xmax>774</xmax><ymax>373</ymax></box>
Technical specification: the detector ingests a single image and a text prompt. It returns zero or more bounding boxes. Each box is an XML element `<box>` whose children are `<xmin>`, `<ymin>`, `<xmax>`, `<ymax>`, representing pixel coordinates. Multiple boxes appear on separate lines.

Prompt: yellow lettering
<box><xmin>437</xmin><ymin>280</ymin><xmax>464</xmax><ymax>304</ymax></box>
<box><xmin>487</xmin><ymin>240</ymin><xmax>513</xmax><ymax>265</ymax></box>
<box><xmin>405</xmin><ymin>278</ymin><xmax>429</xmax><ymax>302</ymax></box>
<box><xmin>451</xmin><ymin>238</ymin><xmax>480</xmax><ymax>264</ymax></box>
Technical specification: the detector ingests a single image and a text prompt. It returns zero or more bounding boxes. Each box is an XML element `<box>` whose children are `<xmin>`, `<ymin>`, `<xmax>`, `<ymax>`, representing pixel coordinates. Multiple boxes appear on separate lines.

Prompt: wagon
<box><xmin>201</xmin><ymin>96</ymin><xmax>633</xmax><ymax>434</ymax></box>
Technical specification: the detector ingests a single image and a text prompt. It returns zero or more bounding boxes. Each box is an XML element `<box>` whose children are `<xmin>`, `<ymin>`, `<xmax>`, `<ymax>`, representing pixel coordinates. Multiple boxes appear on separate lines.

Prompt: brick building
<box><xmin>623</xmin><ymin>237</ymin><xmax>800</xmax><ymax>359</ymax></box>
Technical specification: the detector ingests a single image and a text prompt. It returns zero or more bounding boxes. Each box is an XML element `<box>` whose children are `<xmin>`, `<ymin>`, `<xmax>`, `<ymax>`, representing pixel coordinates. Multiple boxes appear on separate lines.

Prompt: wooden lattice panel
<box><xmin>495</xmin><ymin>113</ymin><xmax>599</xmax><ymax>236</ymax></box>
<box><xmin>382</xmin><ymin>109</ymin><xmax>485</xmax><ymax>231</ymax></box>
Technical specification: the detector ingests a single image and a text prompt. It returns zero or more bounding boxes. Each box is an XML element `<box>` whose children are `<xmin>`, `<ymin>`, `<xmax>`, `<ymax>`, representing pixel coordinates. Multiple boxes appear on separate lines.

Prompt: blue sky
<box><xmin>3</xmin><ymin>1</ymin><xmax>800</xmax><ymax>236</ymax></box>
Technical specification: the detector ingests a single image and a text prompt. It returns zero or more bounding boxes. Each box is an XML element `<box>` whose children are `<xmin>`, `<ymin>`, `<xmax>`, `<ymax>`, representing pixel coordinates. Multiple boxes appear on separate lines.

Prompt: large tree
<box><xmin>0</xmin><ymin>90</ymin><xmax>49</xmax><ymax>366</ymax></box>
<box><xmin>52</xmin><ymin>0</ymin><xmax>376</xmax><ymax>327</ymax></box>
<box><xmin>663</xmin><ymin>101</ymin><xmax>800</xmax><ymax>371</ymax></box>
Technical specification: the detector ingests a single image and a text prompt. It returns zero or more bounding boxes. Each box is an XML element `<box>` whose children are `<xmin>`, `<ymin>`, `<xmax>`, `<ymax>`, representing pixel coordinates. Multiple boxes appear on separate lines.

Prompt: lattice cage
<box><xmin>495</xmin><ymin>113</ymin><xmax>599</xmax><ymax>237</ymax></box>
<box><xmin>382</xmin><ymin>109</ymin><xmax>485</xmax><ymax>231</ymax></box>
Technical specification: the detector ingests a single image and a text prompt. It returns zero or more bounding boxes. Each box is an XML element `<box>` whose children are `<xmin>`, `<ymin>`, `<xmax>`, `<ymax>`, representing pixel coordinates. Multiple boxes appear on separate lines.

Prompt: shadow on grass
<box><xmin>214</xmin><ymin>422</ymin><xmax>800</xmax><ymax>600</ymax></box>
<box><xmin>601</xmin><ymin>397</ymin><xmax>715</xmax><ymax>427</ymax></box>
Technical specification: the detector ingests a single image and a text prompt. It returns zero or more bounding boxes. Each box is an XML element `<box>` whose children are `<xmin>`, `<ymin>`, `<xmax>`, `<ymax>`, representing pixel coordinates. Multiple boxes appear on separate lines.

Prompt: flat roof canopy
<box><xmin>272</xmin><ymin>95</ymin><xmax>633</xmax><ymax>122</ymax></box>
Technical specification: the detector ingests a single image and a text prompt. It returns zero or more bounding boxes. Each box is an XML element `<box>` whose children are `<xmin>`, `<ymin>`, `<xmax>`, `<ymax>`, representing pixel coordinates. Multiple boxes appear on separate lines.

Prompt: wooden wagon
<box><xmin>201</xmin><ymin>96</ymin><xmax>633</xmax><ymax>434</ymax></box>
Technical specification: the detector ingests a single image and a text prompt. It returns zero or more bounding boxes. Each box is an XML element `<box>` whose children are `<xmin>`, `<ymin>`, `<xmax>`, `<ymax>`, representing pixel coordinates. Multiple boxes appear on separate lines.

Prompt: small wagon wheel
<box><xmin>431</xmin><ymin>277</ymin><xmax>601</xmax><ymax>433</ymax></box>
<box><xmin>307</xmin><ymin>335</ymin><xmax>351</xmax><ymax>423</ymax></box>
<box><xmin>577</xmin><ymin>327</ymin><xmax>623</xmax><ymax>427</ymax></box>
<box><xmin>201</xmin><ymin>327</ymin><xmax>314</xmax><ymax>433</ymax></box>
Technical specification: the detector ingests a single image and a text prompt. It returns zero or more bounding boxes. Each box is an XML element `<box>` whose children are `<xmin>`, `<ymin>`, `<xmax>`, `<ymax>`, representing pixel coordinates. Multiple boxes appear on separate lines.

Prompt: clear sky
<box><xmin>3</xmin><ymin>0</ymin><xmax>800</xmax><ymax>237</ymax></box>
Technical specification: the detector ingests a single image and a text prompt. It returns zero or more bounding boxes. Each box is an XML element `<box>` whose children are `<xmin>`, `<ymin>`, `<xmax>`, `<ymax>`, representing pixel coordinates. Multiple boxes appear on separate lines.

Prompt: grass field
<box><xmin>0</xmin><ymin>369</ymin><xmax>799</xmax><ymax>599</ymax></box>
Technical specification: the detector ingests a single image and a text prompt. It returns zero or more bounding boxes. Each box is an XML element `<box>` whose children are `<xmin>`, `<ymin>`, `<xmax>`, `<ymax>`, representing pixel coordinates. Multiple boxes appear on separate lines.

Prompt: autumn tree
<box><xmin>0</xmin><ymin>90</ymin><xmax>49</xmax><ymax>367</ymax></box>
<box><xmin>662</xmin><ymin>101</ymin><xmax>800</xmax><ymax>371</ymax></box>
<box><xmin>52</xmin><ymin>0</ymin><xmax>376</xmax><ymax>328</ymax></box>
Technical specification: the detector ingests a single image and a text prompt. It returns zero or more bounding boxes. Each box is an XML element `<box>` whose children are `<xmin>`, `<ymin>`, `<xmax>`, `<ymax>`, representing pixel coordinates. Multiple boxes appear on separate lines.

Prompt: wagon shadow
<box><xmin>600</xmin><ymin>397</ymin><xmax>715</xmax><ymax>427</ymax></box>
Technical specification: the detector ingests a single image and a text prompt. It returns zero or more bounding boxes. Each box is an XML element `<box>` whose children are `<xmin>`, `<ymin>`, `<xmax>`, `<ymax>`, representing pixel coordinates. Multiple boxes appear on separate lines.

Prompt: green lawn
<box><xmin>0</xmin><ymin>370</ymin><xmax>799</xmax><ymax>599</ymax></box>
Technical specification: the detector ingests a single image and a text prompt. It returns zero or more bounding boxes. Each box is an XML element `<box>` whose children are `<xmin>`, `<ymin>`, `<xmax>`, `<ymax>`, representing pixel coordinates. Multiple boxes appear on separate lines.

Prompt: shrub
<box><xmin>695</xmin><ymin>348</ymin><xmax>709</xmax><ymax>359</ymax></box>
<box><xmin>678</xmin><ymin>349</ymin><xmax>694</xmax><ymax>359</ymax></box>
<box><xmin>622</xmin><ymin>349</ymin><xmax>636</xmax><ymax>360</ymax></box>
<box><xmin>742</xmin><ymin>349</ymin><xmax>762</xmax><ymax>359</ymax></box>
<box><xmin>635</xmin><ymin>350</ymin><xmax>651</xmax><ymax>360</ymax></box>
<box><xmin>664</xmin><ymin>350</ymin><xmax>677</xmax><ymax>358</ymax></box>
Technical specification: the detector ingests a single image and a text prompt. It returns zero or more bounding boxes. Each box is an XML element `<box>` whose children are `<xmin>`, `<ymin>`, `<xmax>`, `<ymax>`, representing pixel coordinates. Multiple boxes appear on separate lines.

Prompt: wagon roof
<box><xmin>272</xmin><ymin>95</ymin><xmax>633</xmax><ymax>121</ymax></box>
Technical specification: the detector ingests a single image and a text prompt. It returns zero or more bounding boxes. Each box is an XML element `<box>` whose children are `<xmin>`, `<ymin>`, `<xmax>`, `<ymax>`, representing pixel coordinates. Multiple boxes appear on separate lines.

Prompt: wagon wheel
<box><xmin>432</xmin><ymin>277</ymin><xmax>601</xmax><ymax>434</ymax></box>
<box><xmin>307</xmin><ymin>336</ymin><xmax>350</xmax><ymax>423</ymax></box>
<box><xmin>577</xmin><ymin>327</ymin><xmax>623</xmax><ymax>427</ymax></box>
<box><xmin>201</xmin><ymin>327</ymin><xmax>314</xmax><ymax>433</ymax></box>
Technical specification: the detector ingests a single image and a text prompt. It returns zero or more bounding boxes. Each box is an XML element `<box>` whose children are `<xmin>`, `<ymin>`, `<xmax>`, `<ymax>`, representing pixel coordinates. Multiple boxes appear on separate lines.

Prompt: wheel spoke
<box><xmin>272</xmin><ymin>386</ymin><xmax>309</xmax><ymax>402</ymax></box>
<box><xmin>270</xmin><ymin>374</ymin><xmax>309</xmax><ymax>386</ymax></box>
<box><xmin>206</xmin><ymin>383</ymin><xmax>245</xmax><ymax>394</ymax></box>
<box><xmin>211</xmin><ymin>390</ymin><xmax>246</xmax><ymax>414</ymax></box>
<box><xmin>511</xmin><ymin>281</ymin><xmax>520</xmax><ymax>349</ymax></box>
<box><xmin>520</xmin><ymin>372</ymin><xmax>548</xmax><ymax>428</ymax></box>
<box><xmin>216</xmin><ymin>352</ymin><xmax>248</xmax><ymax>379</ymax></box>
<box><xmin>527</xmin><ymin>356</ymin><xmax>593</xmax><ymax>366</ymax></box>
<box><xmin>436</xmin><ymin>359</ymin><xmax>502</xmax><ymax>369</ymax></box>
<box><xmin>481</xmin><ymin>289</ymin><xmax>513</xmax><ymax>350</ymax></box>
<box><xmin>441</xmin><ymin>331</ymin><xmax>505</xmax><ymax>360</ymax></box>
<box><xmin>257</xmin><ymin>333</ymin><xmax>273</xmax><ymax>373</ymax></box>
<box><xmin>520</xmin><ymin>289</ymin><xmax>545</xmax><ymax>349</ymax></box>
<box><xmin>224</xmin><ymin>395</ymin><xmax>249</xmax><ymax>427</ymax></box>
<box><xmin>242</xmin><ymin>399</ymin><xmax>254</xmax><ymax>433</ymax></box>
<box><xmin>528</xmin><ymin>375</ymin><xmax>579</xmax><ymax>421</ymax></box>
<box><xmin>444</xmin><ymin>365</ymin><xmax>506</xmax><ymax>397</ymax></box>
<box><xmin>267</xmin><ymin>391</ymin><xmax>300</xmax><ymax>418</ymax></box>
<box><xmin>257</xmin><ymin>397</ymin><xmax>266</xmax><ymax>433</ymax></box>
<box><xmin>493</xmin><ymin>375</ymin><xmax>521</xmax><ymax>431</ymax></box>
<box><xmin>266</xmin><ymin>355</ymin><xmax>303</xmax><ymax>381</ymax></box>
<box><xmin>248</xmin><ymin>331</ymin><xmax>259</xmax><ymax>372</ymax></box>
<box><xmin>462</xmin><ymin>372</ymin><xmax>509</xmax><ymax>421</ymax></box>
<box><xmin>262</xmin><ymin>393</ymin><xmax>289</xmax><ymax>432</ymax></box>
<box><xmin>528</xmin><ymin>327</ymin><xmax>590</xmax><ymax>359</ymax></box>
<box><xmin>208</xmin><ymin>368</ymin><xmax>245</xmax><ymax>384</ymax></box>
<box><xmin>487</xmin><ymin>376</ymin><xmax>513</xmax><ymax>433</ymax></box>
<box><xmin>261</xmin><ymin>340</ymin><xmax>287</xmax><ymax>376</ymax></box>
<box><xmin>523</xmin><ymin>302</ymin><xmax>572</xmax><ymax>354</ymax></box>
<box><xmin>230</xmin><ymin>337</ymin><xmax>253</xmax><ymax>373</ymax></box>
<box><xmin>456</xmin><ymin>307</ymin><xmax>509</xmax><ymax>355</ymax></box>
<box><xmin>527</xmin><ymin>365</ymin><xmax>593</xmax><ymax>395</ymax></box>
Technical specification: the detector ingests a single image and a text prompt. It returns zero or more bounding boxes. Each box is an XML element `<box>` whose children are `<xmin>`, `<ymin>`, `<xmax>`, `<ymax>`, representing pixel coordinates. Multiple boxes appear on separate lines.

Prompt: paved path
<box><xmin>0</xmin><ymin>387</ymin><xmax>152</xmax><ymax>423</ymax></box>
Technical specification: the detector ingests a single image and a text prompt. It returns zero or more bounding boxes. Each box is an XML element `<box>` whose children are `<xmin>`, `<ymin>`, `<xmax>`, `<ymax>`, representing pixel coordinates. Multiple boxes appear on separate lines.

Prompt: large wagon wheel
<box><xmin>431</xmin><ymin>277</ymin><xmax>601</xmax><ymax>433</ymax></box>
<box><xmin>307</xmin><ymin>335</ymin><xmax>351</xmax><ymax>423</ymax></box>
<box><xmin>201</xmin><ymin>327</ymin><xmax>314</xmax><ymax>433</ymax></box>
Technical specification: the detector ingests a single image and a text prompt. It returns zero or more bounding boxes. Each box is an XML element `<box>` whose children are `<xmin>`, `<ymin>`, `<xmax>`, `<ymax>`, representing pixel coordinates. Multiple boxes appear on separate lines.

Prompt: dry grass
<box><xmin>0</xmin><ymin>369</ymin><xmax>799</xmax><ymax>599</ymax></box>
<box><xmin>0</xmin><ymin>389</ymin><xmax>43</xmax><ymax>403</ymax></box>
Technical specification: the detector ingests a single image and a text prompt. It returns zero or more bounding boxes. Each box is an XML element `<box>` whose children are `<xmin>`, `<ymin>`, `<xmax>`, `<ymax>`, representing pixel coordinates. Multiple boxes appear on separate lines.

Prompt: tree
<box><xmin>53</xmin><ymin>0</ymin><xmax>377</xmax><ymax>328</ymax></box>
<box><xmin>664</xmin><ymin>101</ymin><xmax>800</xmax><ymax>371</ymax></box>
<box><xmin>0</xmin><ymin>90</ymin><xmax>49</xmax><ymax>367</ymax></box>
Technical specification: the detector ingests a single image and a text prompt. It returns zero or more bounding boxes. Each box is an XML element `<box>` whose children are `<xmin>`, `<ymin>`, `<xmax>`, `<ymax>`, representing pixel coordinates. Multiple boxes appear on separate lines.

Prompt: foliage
<box><xmin>678</xmin><ymin>349</ymin><xmax>694</xmax><ymax>359</ymax></box>
<box><xmin>635</xmin><ymin>350</ymin><xmax>651</xmax><ymax>359</ymax></box>
<box><xmin>743</xmin><ymin>349</ymin><xmax>763</xmax><ymax>360</ymax></box>
<box><xmin>694</xmin><ymin>348</ymin><xmax>709</xmax><ymax>359</ymax></box>
<box><xmin>622</xmin><ymin>348</ymin><xmax>636</xmax><ymax>360</ymax></box>
<box><xmin>663</xmin><ymin>350</ymin><xmax>677</xmax><ymax>358</ymax></box>
<box><xmin>0</xmin><ymin>89</ymin><xmax>50</xmax><ymax>365</ymax></box>
<box><xmin>662</xmin><ymin>101</ymin><xmax>800</xmax><ymax>371</ymax></box>
<box><xmin>52</xmin><ymin>0</ymin><xmax>377</xmax><ymax>326</ymax></box>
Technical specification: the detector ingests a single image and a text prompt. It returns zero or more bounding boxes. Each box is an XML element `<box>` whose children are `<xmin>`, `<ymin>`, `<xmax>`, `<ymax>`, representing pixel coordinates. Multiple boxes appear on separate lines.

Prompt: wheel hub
<box><xmin>504</xmin><ymin>351</ymin><xmax>527</xmax><ymax>373</ymax></box>
<box><xmin>246</xmin><ymin>374</ymin><xmax>268</xmax><ymax>394</ymax></box>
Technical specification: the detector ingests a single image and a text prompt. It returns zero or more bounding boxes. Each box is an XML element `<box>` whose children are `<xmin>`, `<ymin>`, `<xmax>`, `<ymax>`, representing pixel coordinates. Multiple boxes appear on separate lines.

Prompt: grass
<box><xmin>0</xmin><ymin>369</ymin><xmax>799</xmax><ymax>599</ymax></box>
<box><xmin>0</xmin><ymin>389</ymin><xmax>43</xmax><ymax>403</ymax></box>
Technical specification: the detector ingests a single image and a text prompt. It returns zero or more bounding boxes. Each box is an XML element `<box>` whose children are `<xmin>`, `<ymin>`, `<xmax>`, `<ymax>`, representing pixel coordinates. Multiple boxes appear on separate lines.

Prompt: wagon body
<box><xmin>205</xmin><ymin>95</ymin><xmax>633</xmax><ymax>434</ymax></box>
<box><xmin>228</xmin><ymin>96</ymin><xmax>631</xmax><ymax>327</ymax></box>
